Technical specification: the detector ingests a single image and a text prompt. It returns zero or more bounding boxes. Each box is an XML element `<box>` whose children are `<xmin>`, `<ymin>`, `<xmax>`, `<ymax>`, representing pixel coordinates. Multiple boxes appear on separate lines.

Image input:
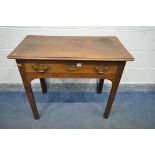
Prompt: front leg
<box><xmin>17</xmin><ymin>61</ymin><xmax>40</xmax><ymax>119</ymax></box>
<box><xmin>104</xmin><ymin>62</ymin><xmax>125</xmax><ymax>118</ymax></box>
<box><xmin>23</xmin><ymin>80</ymin><xmax>40</xmax><ymax>119</ymax></box>
<box><xmin>104</xmin><ymin>80</ymin><xmax>120</xmax><ymax>118</ymax></box>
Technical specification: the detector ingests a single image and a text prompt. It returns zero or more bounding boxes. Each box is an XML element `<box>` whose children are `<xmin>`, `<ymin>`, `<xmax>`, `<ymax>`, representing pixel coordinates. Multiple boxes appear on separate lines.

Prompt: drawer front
<box><xmin>24</xmin><ymin>62</ymin><xmax>118</xmax><ymax>75</ymax></box>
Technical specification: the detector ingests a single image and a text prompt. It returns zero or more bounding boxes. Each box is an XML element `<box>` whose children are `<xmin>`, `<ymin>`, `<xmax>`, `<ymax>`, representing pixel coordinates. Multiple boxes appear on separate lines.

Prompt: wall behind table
<box><xmin>0</xmin><ymin>26</ymin><xmax>155</xmax><ymax>85</ymax></box>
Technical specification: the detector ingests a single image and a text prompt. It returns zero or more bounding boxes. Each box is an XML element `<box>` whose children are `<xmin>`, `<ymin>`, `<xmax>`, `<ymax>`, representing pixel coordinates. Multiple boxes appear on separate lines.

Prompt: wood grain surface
<box><xmin>24</xmin><ymin>62</ymin><xmax>118</xmax><ymax>74</ymax></box>
<box><xmin>8</xmin><ymin>35</ymin><xmax>134</xmax><ymax>61</ymax></box>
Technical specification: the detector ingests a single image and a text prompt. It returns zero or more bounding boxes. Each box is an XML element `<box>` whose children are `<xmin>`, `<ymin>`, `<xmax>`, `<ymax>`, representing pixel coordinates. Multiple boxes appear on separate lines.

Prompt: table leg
<box><xmin>23</xmin><ymin>81</ymin><xmax>40</xmax><ymax>119</ymax></box>
<box><xmin>97</xmin><ymin>79</ymin><xmax>104</xmax><ymax>94</ymax></box>
<box><xmin>104</xmin><ymin>63</ymin><xmax>125</xmax><ymax>118</ymax></box>
<box><xmin>17</xmin><ymin>62</ymin><xmax>40</xmax><ymax>119</ymax></box>
<box><xmin>40</xmin><ymin>78</ymin><xmax>47</xmax><ymax>94</ymax></box>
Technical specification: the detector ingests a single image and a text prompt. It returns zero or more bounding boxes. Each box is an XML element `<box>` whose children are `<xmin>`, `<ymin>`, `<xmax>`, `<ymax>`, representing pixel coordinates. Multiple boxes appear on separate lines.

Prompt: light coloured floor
<box><xmin>0</xmin><ymin>92</ymin><xmax>155</xmax><ymax>129</ymax></box>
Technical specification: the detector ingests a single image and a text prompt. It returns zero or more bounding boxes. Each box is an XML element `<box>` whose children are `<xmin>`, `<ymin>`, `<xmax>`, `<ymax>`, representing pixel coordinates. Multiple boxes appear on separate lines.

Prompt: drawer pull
<box><xmin>95</xmin><ymin>66</ymin><xmax>108</xmax><ymax>74</ymax></box>
<box><xmin>32</xmin><ymin>65</ymin><xmax>48</xmax><ymax>73</ymax></box>
<box><xmin>67</xmin><ymin>64</ymin><xmax>77</xmax><ymax>71</ymax></box>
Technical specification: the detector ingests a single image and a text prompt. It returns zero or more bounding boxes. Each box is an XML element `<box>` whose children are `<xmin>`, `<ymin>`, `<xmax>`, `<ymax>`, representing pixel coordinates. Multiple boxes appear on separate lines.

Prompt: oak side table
<box><xmin>8</xmin><ymin>35</ymin><xmax>134</xmax><ymax>119</ymax></box>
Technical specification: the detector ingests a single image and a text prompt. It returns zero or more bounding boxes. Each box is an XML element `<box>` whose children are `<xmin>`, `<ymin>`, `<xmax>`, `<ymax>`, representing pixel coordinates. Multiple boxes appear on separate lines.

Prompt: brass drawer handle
<box><xmin>95</xmin><ymin>66</ymin><xmax>109</xmax><ymax>74</ymax></box>
<box><xmin>32</xmin><ymin>65</ymin><xmax>48</xmax><ymax>73</ymax></box>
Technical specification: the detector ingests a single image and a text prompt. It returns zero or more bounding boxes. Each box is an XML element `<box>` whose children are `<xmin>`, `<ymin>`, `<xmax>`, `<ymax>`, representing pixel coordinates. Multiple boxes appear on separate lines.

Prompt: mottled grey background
<box><xmin>0</xmin><ymin>26</ymin><xmax>155</xmax><ymax>91</ymax></box>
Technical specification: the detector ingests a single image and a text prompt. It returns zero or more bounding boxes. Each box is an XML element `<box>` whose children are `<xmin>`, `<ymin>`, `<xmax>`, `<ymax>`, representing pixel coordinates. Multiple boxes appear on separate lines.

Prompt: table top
<box><xmin>8</xmin><ymin>35</ymin><xmax>134</xmax><ymax>61</ymax></box>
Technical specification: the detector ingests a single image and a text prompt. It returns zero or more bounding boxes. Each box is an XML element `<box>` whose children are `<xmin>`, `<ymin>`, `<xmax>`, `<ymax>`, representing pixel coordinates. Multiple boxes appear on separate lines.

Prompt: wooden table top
<box><xmin>8</xmin><ymin>35</ymin><xmax>134</xmax><ymax>61</ymax></box>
